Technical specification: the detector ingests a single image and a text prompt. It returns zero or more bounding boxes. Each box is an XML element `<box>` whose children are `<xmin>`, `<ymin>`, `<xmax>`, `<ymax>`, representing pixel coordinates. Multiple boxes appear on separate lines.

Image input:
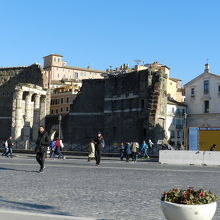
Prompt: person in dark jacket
<box><xmin>210</xmin><ymin>144</ymin><xmax>217</xmax><ymax>151</ymax></box>
<box><xmin>35</xmin><ymin>126</ymin><xmax>50</xmax><ymax>173</ymax></box>
<box><xmin>94</xmin><ymin>132</ymin><xmax>105</xmax><ymax>166</ymax></box>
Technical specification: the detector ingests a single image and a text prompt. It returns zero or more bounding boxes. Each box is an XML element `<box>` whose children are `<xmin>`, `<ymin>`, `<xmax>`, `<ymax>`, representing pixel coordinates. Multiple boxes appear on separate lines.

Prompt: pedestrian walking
<box><xmin>35</xmin><ymin>126</ymin><xmax>50</xmax><ymax>173</ymax></box>
<box><xmin>140</xmin><ymin>140</ymin><xmax>149</xmax><ymax>158</ymax></box>
<box><xmin>210</xmin><ymin>144</ymin><xmax>217</xmax><ymax>151</ymax></box>
<box><xmin>94</xmin><ymin>132</ymin><xmax>105</xmax><ymax>166</ymax></box>
<box><xmin>3</xmin><ymin>136</ymin><xmax>14</xmax><ymax>158</ymax></box>
<box><xmin>124</xmin><ymin>142</ymin><xmax>132</xmax><ymax>162</ymax></box>
<box><xmin>148</xmin><ymin>139</ymin><xmax>154</xmax><ymax>155</ymax></box>
<box><xmin>120</xmin><ymin>142</ymin><xmax>125</xmax><ymax>160</ymax></box>
<box><xmin>49</xmin><ymin>140</ymin><xmax>56</xmax><ymax>159</ymax></box>
<box><xmin>88</xmin><ymin>139</ymin><xmax>95</xmax><ymax>161</ymax></box>
<box><xmin>55</xmin><ymin>138</ymin><xmax>65</xmax><ymax>159</ymax></box>
<box><xmin>2</xmin><ymin>139</ymin><xmax>9</xmax><ymax>157</ymax></box>
<box><xmin>131</xmin><ymin>141</ymin><xmax>139</xmax><ymax>162</ymax></box>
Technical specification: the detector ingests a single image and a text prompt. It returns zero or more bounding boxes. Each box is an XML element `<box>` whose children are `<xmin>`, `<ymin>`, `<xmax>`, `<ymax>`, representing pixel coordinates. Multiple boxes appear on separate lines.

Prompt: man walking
<box><xmin>94</xmin><ymin>132</ymin><xmax>105</xmax><ymax>166</ymax></box>
<box><xmin>35</xmin><ymin>126</ymin><xmax>50</xmax><ymax>173</ymax></box>
<box><xmin>3</xmin><ymin>136</ymin><xmax>14</xmax><ymax>157</ymax></box>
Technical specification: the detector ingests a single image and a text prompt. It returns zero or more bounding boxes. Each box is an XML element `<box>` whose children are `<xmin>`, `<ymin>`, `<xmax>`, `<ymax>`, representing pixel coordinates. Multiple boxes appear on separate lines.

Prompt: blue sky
<box><xmin>0</xmin><ymin>0</ymin><xmax>219</xmax><ymax>84</ymax></box>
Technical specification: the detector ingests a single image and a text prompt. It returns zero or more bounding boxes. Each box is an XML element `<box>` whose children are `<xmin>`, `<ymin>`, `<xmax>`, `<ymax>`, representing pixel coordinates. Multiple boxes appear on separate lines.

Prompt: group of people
<box><xmin>119</xmin><ymin>140</ymin><xmax>154</xmax><ymax>162</ymax></box>
<box><xmin>49</xmin><ymin>138</ymin><xmax>65</xmax><ymax>160</ymax></box>
<box><xmin>88</xmin><ymin>138</ymin><xmax>154</xmax><ymax>163</ymax></box>
<box><xmin>35</xmin><ymin>126</ymin><xmax>66</xmax><ymax>172</ymax></box>
<box><xmin>88</xmin><ymin>132</ymin><xmax>105</xmax><ymax>166</ymax></box>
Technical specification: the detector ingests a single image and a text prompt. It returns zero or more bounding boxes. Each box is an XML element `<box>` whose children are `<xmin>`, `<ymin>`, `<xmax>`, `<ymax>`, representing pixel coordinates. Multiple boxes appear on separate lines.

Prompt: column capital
<box><xmin>25</xmin><ymin>91</ymin><xmax>34</xmax><ymax>99</ymax></box>
<box><xmin>15</xmin><ymin>90</ymin><xmax>23</xmax><ymax>100</ymax></box>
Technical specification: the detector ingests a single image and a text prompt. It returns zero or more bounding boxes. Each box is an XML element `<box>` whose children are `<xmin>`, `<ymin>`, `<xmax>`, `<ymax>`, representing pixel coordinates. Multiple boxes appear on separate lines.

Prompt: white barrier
<box><xmin>203</xmin><ymin>151</ymin><xmax>220</xmax><ymax>166</ymax></box>
<box><xmin>159</xmin><ymin>150</ymin><xmax>220</xmax><ymax>166</ymax></box>
<box><xmin>159</xmin><ymin>150</ymin><xmax>204</xmax><ymax>165</ymax></box>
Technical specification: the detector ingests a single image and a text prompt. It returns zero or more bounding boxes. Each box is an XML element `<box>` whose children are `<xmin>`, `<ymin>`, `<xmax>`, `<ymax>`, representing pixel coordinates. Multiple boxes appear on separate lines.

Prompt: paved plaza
<box><xmin>0</xmin><ymin>155</ymin><xmax>220</xmax><ymax>220</ymax></box>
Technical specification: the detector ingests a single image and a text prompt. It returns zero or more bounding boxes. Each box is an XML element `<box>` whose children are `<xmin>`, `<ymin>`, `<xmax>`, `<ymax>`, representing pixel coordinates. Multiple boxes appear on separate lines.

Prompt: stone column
<box><xmin>40</xmin><ymin>96</ymin><xmax>46</xmax><ymax>126</ymax></box>
<box><xmin>11</xmin><ymin>93</ymin><xmax>17</xmax><ymax>139</ymax></box>
<box><xmin>14</xmin><ymin>90</ymin><xmax>23</xmax><ymax>140</ymax></box>
<box><xmin>23</xmin><ymin>92</ymin><xmax>33</xmax><ymax>149</ymax></box>
<box><xmin>32</xmin><ymin>94</ymin><xmax>40</xmax><ymax>141</ymax></box>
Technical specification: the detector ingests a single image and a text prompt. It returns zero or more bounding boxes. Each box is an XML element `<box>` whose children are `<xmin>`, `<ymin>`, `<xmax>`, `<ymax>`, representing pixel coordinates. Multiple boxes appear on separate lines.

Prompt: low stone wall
<box><xmin>159</xmin><ymin>150</ymin><xmax>220</xmax><ymax>166</ymax></box>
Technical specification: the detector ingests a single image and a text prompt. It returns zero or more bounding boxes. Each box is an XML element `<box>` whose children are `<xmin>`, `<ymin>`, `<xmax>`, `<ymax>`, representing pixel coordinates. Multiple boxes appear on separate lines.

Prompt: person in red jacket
<box><xmin>55</xmin><ymin>138</ymin><xmax>64</xmax><ymax>159</ymax></box>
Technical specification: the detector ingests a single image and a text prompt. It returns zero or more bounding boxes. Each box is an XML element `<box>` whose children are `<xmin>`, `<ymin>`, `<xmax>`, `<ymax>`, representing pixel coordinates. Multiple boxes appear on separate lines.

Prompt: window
<box><xmin>51</xmin><ymin>110</ymin><xmax>53</xmax><ymax>114</ymax></box>
<box><xmin>171</xmin><ymin>130</ymin><xmax>175</xmax><ymax>138</ymax></box>
<box><xmin>191</xmin><ymin>88</ymin><xmax>195</xmax><ymax>96</ymax></box>
<box><xmin>54</xmin><ymin>57</ymin><xmax>56</xmax><ymax>62</ymax></box>
<box><xmin>204</xmin><ymin>80</ymin><xmax>209</xmax><ymax>94</ymax></box>
<box><xmin>61</xmin><ymin>98</ymin><xmax>63</xmax><ymax>104</ymax></box>
<box><xmin>66</xmin><ymin>107</ymin><xmax>69</xmax><ymax>111</ymax></box>
<box><xmin>58</xmin><ymin>58</ymin><xmax>60</xmax><ymax>62</ymax></box>
<box><xmin>61</xmin><ymin>108</ymin><xmax>63</xmax><ymax>112</ymax></box>
<box><xmin>204</xmin><ymin>100</ymin><xmax>209</xmax><ymax>113</ymax></box>
<box><xmin>66</xmin><ymin>97</ymin><xmax>69</xmax><ymax>103</ymax></box>
<box><xmin>218</xmin><ymin>85</ymin><xmax>220</xmax><ymax>93</ymax></box>
<box><xmin>56</xmin><ymin>109</ymin><xmax>58</xmax><ymax>114</ymax></box>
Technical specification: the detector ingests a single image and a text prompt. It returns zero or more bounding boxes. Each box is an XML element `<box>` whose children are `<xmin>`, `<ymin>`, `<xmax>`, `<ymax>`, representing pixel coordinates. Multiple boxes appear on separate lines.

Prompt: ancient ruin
<box><xmin>46</xmin><ymin>66</ymin><xmax>168</xmax><ymax>149</ymax></box>
<box><xmin>0</xmin><ymin>64</ymin><xmax>49</xmax><ymax>146</ymax></box>
<box><xmin>11</xmin><ymin>84</ymin><xmax>49</xmax><ymax>148</ymax></box>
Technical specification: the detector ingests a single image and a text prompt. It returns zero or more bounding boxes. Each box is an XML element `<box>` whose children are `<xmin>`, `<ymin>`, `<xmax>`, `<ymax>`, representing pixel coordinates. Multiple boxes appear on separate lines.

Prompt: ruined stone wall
<box><xmin>103</xmin><ymin>70</ymin><xmax>167</xmax><ymax>144</ymax></box>
<box><xmin>0</xmin><ymin>64</ymin><xmax>44</xmax><ymax>140</ymax></box>
<box><xmin>104</xmin><ymin>71</ymin><xmax>145</xmax><ymax>143</ymax></box>
<box><xmin>46</xmin><ymin>69</ymin><xmax>168</xmax><ymax>148</ymax></box>
<box><xmin>67</xmin><ymin>79</ymin><xmax>105</xmax><ymax>143</ymax></box>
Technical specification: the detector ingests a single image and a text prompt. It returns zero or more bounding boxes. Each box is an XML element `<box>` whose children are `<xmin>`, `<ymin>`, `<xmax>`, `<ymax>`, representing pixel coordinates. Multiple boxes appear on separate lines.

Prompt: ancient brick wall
<box><xmin>67</xmin><ymin>79</ymin><xmax>105</xmax><ymax>143</ymax></box>
<box><xmin>46</xmin><ymin>69</ymin><xmax>168</xmax><ymax>148</ymax></box>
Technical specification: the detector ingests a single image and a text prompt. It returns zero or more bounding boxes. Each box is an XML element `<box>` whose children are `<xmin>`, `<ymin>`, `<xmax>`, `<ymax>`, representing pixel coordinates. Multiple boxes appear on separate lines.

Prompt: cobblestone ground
<box><xmin>0</xmin><ymin>156</ymin><xmax>219</xmax><ymax>220</ymax></box>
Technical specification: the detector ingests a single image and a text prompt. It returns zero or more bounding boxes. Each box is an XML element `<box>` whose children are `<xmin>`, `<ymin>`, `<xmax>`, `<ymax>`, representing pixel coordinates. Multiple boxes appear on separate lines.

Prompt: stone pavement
<box><xmin>0</xmin><ymin>209</ymin><xmax>96</xmax><ymax>220</ymax></box>
<box><xmin>0</xmin><ymin>155</ymin><xmax>219</xmax><ymax>220</ymax></box>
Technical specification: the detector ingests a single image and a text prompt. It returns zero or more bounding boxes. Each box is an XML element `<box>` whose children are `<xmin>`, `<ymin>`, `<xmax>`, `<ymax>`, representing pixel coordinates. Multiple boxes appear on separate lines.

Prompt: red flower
<box><xmin>199</xmin><ymin>192</ymin><xmax>205</xmax><ymax>198</ymax></box>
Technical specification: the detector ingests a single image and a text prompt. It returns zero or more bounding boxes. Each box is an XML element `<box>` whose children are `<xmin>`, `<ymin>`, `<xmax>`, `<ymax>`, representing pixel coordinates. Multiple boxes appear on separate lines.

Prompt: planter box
<box><xmin>161</xmin><ymin>201</ymin><xmax>217</xmax><ymax>220</ymax></box>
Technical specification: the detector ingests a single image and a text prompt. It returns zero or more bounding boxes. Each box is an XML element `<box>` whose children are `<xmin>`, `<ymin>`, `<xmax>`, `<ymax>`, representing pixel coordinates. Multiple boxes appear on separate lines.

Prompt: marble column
<box><xmin>32</xmin><ymin>94</ymin><xmax>40</xmax><ymax>141</ymax></box>
<box><xmin>23</xmin><ymin>92</ymin><xmax>33</xmax><ymax>149</ymax></box>
<box><xmin>40</xmin><ymin>96</ymin><xmax>46</xmax><ymax>127</ymax></box>
<box><xmin>14</xmin><ymin>90</ymin><xmax>23</xmax><ymax>140</ymax></box>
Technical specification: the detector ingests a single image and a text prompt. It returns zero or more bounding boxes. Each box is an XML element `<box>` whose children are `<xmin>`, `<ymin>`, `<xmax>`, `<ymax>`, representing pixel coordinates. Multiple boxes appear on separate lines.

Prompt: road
<box><xmin>0</xmin><ymin>155</ymin><xmax>219</xmax><ymax>220</ymax></box>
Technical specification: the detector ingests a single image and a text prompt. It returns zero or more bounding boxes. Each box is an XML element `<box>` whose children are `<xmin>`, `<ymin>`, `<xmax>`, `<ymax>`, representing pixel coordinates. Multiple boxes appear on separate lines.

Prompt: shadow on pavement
<box><xmin>0</xmin><ymin>198</ymin><xmax>71</xmax><ymax>216</ymax></box>
<box><xmin>0</xmin><ymin>167</ymin><xmax>37</xmax><ymax>173</ymax></box>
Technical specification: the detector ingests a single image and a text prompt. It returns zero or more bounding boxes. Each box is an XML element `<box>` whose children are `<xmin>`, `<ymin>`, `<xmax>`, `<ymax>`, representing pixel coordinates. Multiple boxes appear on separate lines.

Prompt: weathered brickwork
<box><xmin>46</xmin><ymin>68</ymin><xmax>168</xmax><ymax>148</ymax></box>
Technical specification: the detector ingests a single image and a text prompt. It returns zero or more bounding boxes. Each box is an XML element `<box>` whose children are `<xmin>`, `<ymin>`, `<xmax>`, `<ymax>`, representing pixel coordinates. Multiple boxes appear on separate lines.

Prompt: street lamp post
<box><xmin>58</xmin><ymin>114</ymin><xmax>62</xmax><ymax>139</ymax></box>
<box><xmin>184</xmin><ymin>112</ymin><xmax>187</xmax><ymax>149</ymax></box>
